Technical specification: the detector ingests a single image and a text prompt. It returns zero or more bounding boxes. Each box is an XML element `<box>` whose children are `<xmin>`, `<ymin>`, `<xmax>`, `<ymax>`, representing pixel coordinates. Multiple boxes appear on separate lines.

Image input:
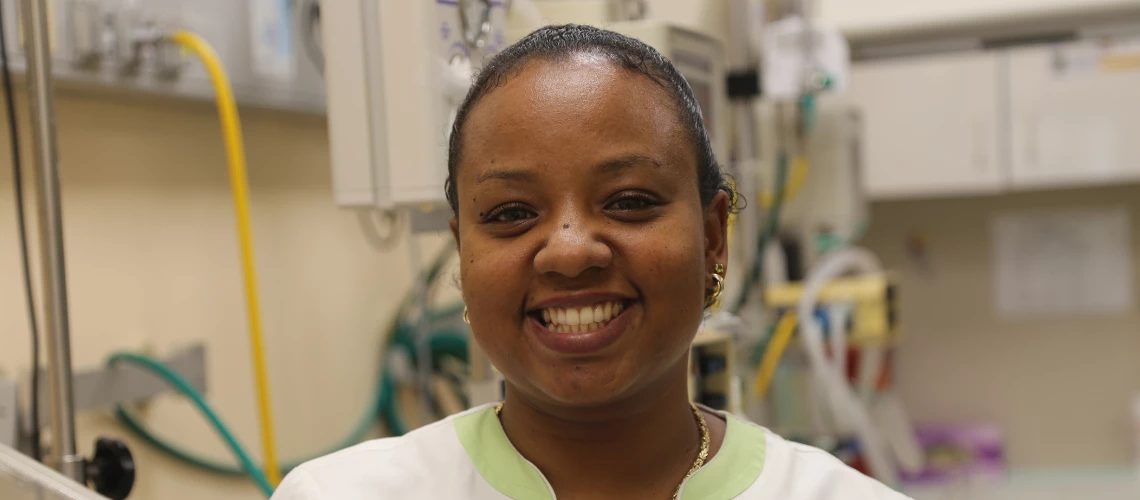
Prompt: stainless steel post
<box><xmin>19</xmin><ymin>0</ymin><xmax>83</xmax><ymax>481</ymax></box>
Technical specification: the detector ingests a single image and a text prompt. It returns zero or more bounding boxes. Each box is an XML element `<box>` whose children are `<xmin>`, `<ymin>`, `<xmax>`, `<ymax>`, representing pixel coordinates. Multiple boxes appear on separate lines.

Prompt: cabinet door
<box><xmin>1007</xmin><ymin>40</ymin><xmax>1140</xmax><ymax>189</ymax></box>
<box><xmin>818</xmin><ymin>0</ymin><xmax>1136</xmax><ymax>38</ymax></box>
<box><xmin>849</xmin><ymin>52</ymin><xmax>1005</xmax><ymax>199</ymax></box>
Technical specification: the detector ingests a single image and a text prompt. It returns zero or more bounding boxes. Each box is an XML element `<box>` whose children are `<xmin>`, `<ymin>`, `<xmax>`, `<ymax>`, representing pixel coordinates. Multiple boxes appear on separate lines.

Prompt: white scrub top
<box><xmin>272</xmin><ymin>403</ymin><xmax>911</xmax><ymax>500</ymax></box>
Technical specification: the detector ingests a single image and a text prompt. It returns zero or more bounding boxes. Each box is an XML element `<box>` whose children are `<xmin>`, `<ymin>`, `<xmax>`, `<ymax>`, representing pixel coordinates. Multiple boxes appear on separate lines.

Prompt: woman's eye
<box><xmin>607</xmin><ymin>194</ymin><xmax>655</xmax><ymax>211</ymax></box>
<box><xmin>485</xmin><ymin>204</ymin><xmax>536</xmax><ymax>223</ymax></box>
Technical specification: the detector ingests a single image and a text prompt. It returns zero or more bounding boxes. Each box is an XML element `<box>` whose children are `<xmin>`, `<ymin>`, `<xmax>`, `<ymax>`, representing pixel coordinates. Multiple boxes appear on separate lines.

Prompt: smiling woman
<box><xmin>272</xmin><ymin>24</ymin><xmax>910</xmax><ymax>500</ymax></box>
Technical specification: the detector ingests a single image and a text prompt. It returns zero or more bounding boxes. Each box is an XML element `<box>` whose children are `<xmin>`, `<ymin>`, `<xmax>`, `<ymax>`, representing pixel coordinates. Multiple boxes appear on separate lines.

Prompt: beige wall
<box><xmin>0</xmin><ymin>89</ymin><xmax>455</xmax><ymax>499</ymax></box>
<box><xmin>862</xmin><ymin>186</ymin><xmax>1140</xmax><ymax>467</ymax></box>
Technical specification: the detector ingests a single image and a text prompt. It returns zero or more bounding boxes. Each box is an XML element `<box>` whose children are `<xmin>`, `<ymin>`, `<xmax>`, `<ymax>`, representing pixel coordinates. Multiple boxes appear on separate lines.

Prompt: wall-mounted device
<box><xmin>324</xmin><ymin>0</ymin><xmax>508</xmax><ymax>209</ymax></box>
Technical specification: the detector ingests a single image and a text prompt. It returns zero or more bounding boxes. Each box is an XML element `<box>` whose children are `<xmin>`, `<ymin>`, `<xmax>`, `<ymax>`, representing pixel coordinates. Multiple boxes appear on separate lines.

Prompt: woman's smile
<box><xmin>526</xmin><ymin>293</ymin><xmax>639</xmax><ymax>355</ymax></box>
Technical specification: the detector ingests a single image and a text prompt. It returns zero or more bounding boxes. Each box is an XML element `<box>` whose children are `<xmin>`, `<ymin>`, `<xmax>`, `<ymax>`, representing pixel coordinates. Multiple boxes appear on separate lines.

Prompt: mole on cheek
<box><xmin>563</xmin><ymin>223</ymin><xmax>570</xmax><ymax>229</ymax></box>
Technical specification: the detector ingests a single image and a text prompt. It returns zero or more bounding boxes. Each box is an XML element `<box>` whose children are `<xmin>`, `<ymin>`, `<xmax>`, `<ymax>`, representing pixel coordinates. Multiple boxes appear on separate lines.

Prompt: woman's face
<box><xmin>452</xmin><ymin>54</ymin><xmax>729</xmax><ymax>409</ymax></box>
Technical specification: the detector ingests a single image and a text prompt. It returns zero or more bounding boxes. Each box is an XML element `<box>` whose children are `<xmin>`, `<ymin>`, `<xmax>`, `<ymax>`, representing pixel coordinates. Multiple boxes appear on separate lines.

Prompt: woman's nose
<box><xmin>533</xmin><ymin>214</ymin><xmax>613</xmax><ymax>279</ymax></box>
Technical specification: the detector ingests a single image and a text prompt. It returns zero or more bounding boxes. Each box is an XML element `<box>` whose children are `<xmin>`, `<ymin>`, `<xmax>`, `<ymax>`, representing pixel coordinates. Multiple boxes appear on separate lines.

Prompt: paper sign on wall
<box><xmin>992</xmin><ymin>207</ymin><xmax>1134</xmax><ymax>317</ymax></box>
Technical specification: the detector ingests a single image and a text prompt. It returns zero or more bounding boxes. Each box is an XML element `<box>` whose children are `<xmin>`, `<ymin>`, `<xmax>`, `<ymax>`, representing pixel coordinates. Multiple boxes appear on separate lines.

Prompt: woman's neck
<box><xmin>498</xmin><ymin>365</ymin><xmax>725</xmax><ymax>499</ymax></box>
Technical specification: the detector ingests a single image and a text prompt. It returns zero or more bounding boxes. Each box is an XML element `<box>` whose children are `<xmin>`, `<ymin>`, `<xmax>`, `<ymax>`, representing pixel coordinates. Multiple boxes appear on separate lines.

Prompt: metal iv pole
<box><xmin>19</xmin><ymin>0</ymin><xmax>83</xmax><ymax>482</ymax></box>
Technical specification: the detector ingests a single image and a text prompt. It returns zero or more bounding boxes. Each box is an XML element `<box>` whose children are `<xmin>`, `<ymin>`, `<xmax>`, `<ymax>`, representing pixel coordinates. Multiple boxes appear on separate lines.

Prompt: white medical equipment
<box><xmin>607</xmin><ymin>20</ymin><xmax>730</xmax><ymax>164</ymax></box>
<box><xmin>324</xmin><ymin>0</ymin><xmax>508</xmax><ymax>209</ymax></box>
<box><xmin>506</xmin><ymin>4</ymin><xmax>730</xmax><ymax>168</ymax></box>
<box><xmin>794</xmin><ymin>248</ymin><xmax>898</xmax><ymax>484</ymax></box>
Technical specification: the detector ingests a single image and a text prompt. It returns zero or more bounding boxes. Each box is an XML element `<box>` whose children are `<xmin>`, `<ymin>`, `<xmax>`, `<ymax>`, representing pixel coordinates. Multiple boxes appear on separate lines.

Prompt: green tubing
<box><xmin>110</xmin><ymin>244</ymin><xmax>470</xmax><ymax>495</ymax></box>
<box><xmin>107</xmin><ymin>353</ymin><xmax>275</xmax><ymax>496</ymax></box>
<box><xmin>732</xmin><ymin>151</ymin><xmax>790</xmax><ymax>313</ymax></box>
<box><xmin>110</xmin><ymin>329</ymin><xmax>468</xmax><ymax>496</ymax></box>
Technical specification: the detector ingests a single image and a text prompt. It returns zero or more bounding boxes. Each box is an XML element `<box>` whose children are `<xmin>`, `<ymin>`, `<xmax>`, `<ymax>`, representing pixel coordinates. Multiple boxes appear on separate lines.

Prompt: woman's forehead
<box><xmin>459</xmin><ymin>56</ymin><xmax>687</xmax><ymax>172</ymax></box>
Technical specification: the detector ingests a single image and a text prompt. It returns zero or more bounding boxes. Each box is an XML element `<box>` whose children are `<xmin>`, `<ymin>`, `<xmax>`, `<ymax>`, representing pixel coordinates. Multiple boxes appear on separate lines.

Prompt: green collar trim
<box><xmin>678</xmin><ymin>413</ymin><xmax>768</xmax><ymax>500</ymax></box>
<box><xmin>455</xmin><ymin>406</ymin><xmax>766</xmax><ymax>500</ymax></box>
<box><xmin>454</xmin><ymin>406</ymin><xmax>554</xmax><ymax>500</ymax></box>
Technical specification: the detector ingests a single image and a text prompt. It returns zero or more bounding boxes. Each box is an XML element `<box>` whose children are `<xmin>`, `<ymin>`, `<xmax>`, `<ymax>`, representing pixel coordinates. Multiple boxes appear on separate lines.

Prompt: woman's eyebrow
<box><xmin>476</xmin><ymin>168</ymin><xmax>535</xmax><ymax>185</ymax></box>
<box><xmin>474</xmin><ymin>154</ymin><xmax>661</xmax><ymax>185</ymax></box>
<box><xmin>594</xmin><ymin>153</ymin><xmax>662</xmax><ymax>174</ymax></box>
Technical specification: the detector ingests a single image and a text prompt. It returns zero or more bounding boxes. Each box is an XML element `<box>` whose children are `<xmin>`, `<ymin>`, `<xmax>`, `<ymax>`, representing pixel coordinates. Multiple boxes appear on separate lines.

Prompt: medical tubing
<box><xmin>732</xmin><ymin>151</ymin><xmax>790</xmax><ymax>312</ymax></box>
<box><xmin>109</xmin><ymin>328</ymin><xmax>467</xmax><ymax>481</ymax></box>
<box><xmin>752</xmin><ymin>311</ymin><xmax>797</xmax><ymax>399</ymax></box>
<box><xmin>112</xmin><ymin>248</ymin><xmax>464</xmax><ymax>488</ymax></box>
<box><xmin>760</xmin><ymin>155</ymin><xmax>809</xmax><ymax>209</ymax></box>
<box><xmin>796</xmin><ymin>248</ymin><xmax>897</xmax><ymax>485</ymax></box>
<box><xmin>107</xmin><ymin>353</ymin><xmax>275</xmax><ymax>497</ymax></box>
<box><xmin>170</xmin><ymin>29</ymin><xmax>282</xmax><ymax>486</ymax></box>
<box><xmin>826</xmin><ymin>305</ymin><xmax>850</xmax><ymax>414</ymax></box>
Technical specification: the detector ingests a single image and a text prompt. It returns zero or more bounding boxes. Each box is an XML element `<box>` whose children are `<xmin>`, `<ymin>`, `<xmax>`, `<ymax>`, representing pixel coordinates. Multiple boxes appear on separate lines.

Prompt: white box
<box><xmin>324</xmin><ymin>0</ymin><xmax>508</xmax><ymax>208</ymax></box>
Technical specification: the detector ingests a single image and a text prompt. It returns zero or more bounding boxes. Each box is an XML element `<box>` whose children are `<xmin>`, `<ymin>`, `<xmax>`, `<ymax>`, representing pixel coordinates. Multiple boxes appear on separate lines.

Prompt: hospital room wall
<box><xmin>861</xmin><ymin>187</ymin><xmax>1140</xmax><ymax>467</ymax></box>
<box><xmin>0</xmin><ymin>88</ymin><xmax>451</xmax><ymax>500</ymax></box>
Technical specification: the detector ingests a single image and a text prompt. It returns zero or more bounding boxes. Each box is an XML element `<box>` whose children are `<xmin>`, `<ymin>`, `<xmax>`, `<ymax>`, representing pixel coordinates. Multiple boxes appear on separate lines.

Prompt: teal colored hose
<box><xmin>111</xmin><ymin>248</ymin><xmax>470</xmax><ymax>495</ymax></box>
<box><xmin>108</xmin><ymin>352</ymin><xmax>275</xmax><ymax>496</ymax></box>
<box><xmin>111</xmin><ymin>328</ymin><xmax>468</xmax><ymax>494</ymax></box>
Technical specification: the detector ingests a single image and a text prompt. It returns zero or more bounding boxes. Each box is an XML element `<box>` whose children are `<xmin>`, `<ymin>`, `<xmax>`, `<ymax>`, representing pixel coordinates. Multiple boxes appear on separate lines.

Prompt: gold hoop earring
<box><xmin>705</xmin><ymin>264</ymin><xmax>725</xmax><ymax>309</ymax></box>
<box><xmin>463</xmin><ymin>307</ymin><xmax>470</xmax><ymax>324</ymax></box>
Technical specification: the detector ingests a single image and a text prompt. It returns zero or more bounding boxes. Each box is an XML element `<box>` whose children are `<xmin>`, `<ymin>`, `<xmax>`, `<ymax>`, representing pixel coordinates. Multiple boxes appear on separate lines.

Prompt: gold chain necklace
<box><xmin>493</xmin><ymin>402</ymin><xmax>710</xmax><ymax>500</ymax></box>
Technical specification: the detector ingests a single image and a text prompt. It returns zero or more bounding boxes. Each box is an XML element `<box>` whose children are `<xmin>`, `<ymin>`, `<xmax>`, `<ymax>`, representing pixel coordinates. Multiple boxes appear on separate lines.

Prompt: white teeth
<box><xmin>580</xmin><ymin>307</ymin><xmax>594</xmax><ymax>324</ymax></box>
<box><xmin>542</xmin><ymin>300</ymin><xmax>626</xmax><ymax>330</ymax></box>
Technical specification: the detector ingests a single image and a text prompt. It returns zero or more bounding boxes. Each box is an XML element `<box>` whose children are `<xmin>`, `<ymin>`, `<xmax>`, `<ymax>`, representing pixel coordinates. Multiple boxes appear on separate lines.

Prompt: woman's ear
<box><xmin>704</xmin><ymin>190</ymin><xmax>730</xmax><ymax>272</ymax></box>
<box><xmin>450</xmin><ymin>217</ymin><xmax>461</xmax><ymax>251</ymax></box>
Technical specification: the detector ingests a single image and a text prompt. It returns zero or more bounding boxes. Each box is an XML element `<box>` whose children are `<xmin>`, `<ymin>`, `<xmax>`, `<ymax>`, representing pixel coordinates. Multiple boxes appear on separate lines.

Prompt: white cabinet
<box><xmin>818</xmin><ymin>0</ymin><xmax>1137</xmax><ymax>40</ymax></box>
<box><xmin>848</xmin><ymin>52</ymin><xmax>1005</xmax><ymax>200</ymax></box>
<box><xmin>1006</xmin><ymin>40</ymin><xmax>1140</xmax><ymax>189</ymax></box>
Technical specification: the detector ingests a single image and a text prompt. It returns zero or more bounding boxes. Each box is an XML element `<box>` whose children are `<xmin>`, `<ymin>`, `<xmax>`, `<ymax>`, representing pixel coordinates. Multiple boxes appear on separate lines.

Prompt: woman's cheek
<box><xmin>461</xmin><ymin>236</ymin><xmax>531</xmax><ymax>340</ymax></box>
<box><xmin>624</xmin><ymin>221</ymin><xmax>706</xmax><ymax>306</ymax></box>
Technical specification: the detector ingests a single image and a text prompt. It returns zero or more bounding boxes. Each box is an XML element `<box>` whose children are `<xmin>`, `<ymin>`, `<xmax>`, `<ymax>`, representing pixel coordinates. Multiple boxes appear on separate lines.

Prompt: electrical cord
<box><xmin>0</xmin><ymin>1</ymin><xmax>42</xmax><ymax>462</ymax></box>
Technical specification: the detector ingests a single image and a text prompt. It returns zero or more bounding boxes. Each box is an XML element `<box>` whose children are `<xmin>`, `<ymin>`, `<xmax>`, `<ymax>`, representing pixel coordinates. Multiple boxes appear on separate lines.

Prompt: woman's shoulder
<box><xmin>271</xmin><ymin>404</ymin><xmax>498</xmax><ymax>500</ymax></box>
<box><xmin>728</xmin><ymin>415</ymin><xmax>912</xmax><ymax>500</ymax></box>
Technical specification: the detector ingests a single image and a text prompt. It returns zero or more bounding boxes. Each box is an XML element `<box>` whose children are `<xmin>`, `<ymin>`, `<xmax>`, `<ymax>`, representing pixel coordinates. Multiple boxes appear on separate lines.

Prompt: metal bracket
<box><xmin>34</xmin><ymin>345</ymin><xmax>207</xmax><ymax>427</ymax></box>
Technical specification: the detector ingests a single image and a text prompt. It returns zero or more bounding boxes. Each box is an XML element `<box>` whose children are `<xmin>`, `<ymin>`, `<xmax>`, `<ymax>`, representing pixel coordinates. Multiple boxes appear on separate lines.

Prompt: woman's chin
<box><xmin>527</xmin><ymin>366</ymin><xmax>641</xmax><ymax>408</ymax></box>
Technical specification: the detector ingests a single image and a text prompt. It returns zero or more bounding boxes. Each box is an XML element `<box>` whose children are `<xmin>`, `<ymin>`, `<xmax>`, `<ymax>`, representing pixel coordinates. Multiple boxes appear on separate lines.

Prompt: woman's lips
<box><xmin>527</xmin><ymin>302</ymin><xmax>635</xmax><ymax>355</ymax></box>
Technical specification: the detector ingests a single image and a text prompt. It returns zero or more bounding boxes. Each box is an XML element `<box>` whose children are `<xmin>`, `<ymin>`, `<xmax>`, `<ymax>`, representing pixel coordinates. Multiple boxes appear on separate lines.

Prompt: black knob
<box><xmin>86</xmin><ymin>437</ymin><xmax>135</xmax><ymax>500</ymax></box>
